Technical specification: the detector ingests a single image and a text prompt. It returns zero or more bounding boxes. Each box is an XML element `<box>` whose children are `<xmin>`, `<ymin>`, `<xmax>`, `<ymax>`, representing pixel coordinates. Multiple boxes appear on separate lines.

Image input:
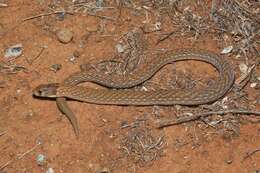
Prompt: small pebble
<box><xmin>68</xmin><ymin>56</ymin><xmax>76</xmax><ymax>63</ymax></box>
<box><xmin>95</xmin><ymin>0</ymin><xmax>105</xmax><ymax>7</ymax></box>
<box><xmin>225</xmin><ymin>159</ymin><xmax>233</xmax><ymax>164</ymax></box>
<box><xmin>115</xmin><ymin>43</ymin><xmax>125</xmax><ymax>53</ymax></box>
<box><xmin>50</xmin><ymin>64</ymin><xmax>62</xmax><ymax>72</ymax></box>
<box><xmin>73</xmin><ymin>50</ymin><xmax>80</xmax><ymax>58</ymax></box>
<box><xmin>56</xmin><ymin>11</ymin><xmax>66</xmax><ymax>21</ymax></box>
<box><xmin>250</xmin><ymin>83</ymin><xmax>257</xmax><ymax>88</ymax></box>
<box><xmin>253</xmin><ymin>83</ymin><xmax>260</xmax><ymax>89</ymax></box>
<box><xmin>67</xmin><ymin>50</ymin><xmax>81</xmax><ymax>63</ymax></box>
<box><xmin>46</xmin><ymin>168</ymin><xmax>54</xmax><ymax>173</ymax></box>
<box><xmin>0</xmin><ymin>3</ymin><xmax>8</xmax><ymax>7</ymax></box>
<box><xmin>36</xmin><ymin>154</ymin><xmax>46</xmax><ymax>166</ymax></box>
<box><xmin>141</xmin><ymin>86</ymin><xmax>148</xmax><ymax>91</ymax></box>
<box><xmin>36</xmin><ymin>137</ymin><xmax>44</xmax><ymax>145</ymax></box>
<box><xmin>154</xmin><ymin>22</ymin><xmax>161</xmax><ymax>31</ymax></box>
<box><xmin>96</xmin><ymin>167</ymin><xmax>109</xmax><ymax>173</ymax></box>
<box><xmin>4</xmin><ymin>44</ymin><xmax>23</xmax><ymax>58</ymax></box>
<box><xmin>25</xmin><ymin>109</ymin><xmax>35</xmax><ymax>118</ymax></box>
<box><xmin>56</xmin><ymin>28</ymin><xmax>73</xmax><ymax>44</ymax></box>
<box><xmin>16</xmin><ymin>89</ymin><xmax>21</xmax><ymax>94</ymax></box>
<box><xmin>221</xmin><ymin>46</ymin><xmax>233</xmax><ymax>54</ymax></box>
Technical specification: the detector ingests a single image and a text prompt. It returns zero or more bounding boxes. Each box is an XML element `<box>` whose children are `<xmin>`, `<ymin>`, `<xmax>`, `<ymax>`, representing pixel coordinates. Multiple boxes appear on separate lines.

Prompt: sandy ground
<box><xmin>0</xmin><ymin>1</ymin><xmax>259</xmax><ymax>173</ymax></box>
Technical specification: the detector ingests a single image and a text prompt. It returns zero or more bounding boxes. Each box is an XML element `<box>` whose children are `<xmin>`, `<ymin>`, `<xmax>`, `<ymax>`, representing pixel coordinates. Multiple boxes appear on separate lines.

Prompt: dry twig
<box><xmin>156</xmin><ymin>31</ymin><xmax>176</xmax><ymax>45</ymax></box>
<box><xmin>0</xmin><ymin>142</ymin><xmax>41</xmax><ymax>171</ymax></box>
<box><xmin>87</xmin><ymin>12</ymin><xmax>115</xmax><ymax>21</ymax></box>
<box><xmin>22</xmin><ymin>11</ymin><xmax>74</xmax><ymax>21</ymax></box>
<box><xmin>157</xmin><ymin>109</ymin><xmax>260</xmax><ymax>128</ymax></box>
<box><xmin>0</xmin><ymin>131</ymin><xmax>6</xmax><ymax>137</ymax></box>
<box><xmin>0</xmin><ymin>3</ymin><xmax>8</xmax><ymax>7</ymax></box>
<box><xmin>26</xmin><ymin>46</ymin><xmax>46</xmax><ymax>65</ymax></box>
<box><xmin>243</xmin><ymin>148</ymin><xmax>260</xmax><ymax>161</ymax></box>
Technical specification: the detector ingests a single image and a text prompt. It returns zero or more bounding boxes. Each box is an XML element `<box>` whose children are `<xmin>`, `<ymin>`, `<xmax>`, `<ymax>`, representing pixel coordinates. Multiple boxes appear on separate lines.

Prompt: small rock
<box><xmin>66</xmin><ymin>50</ymin><xmax>81</xmax><ymax>64</ymax></box>
<box><xmin>0</xmin><ymin>3</ymin><xmax>8</xmax><ymax>7</ymax></box>
<box><xmin>221</xmin><ymin>46</ymin><xmax>233</xmax><ymax>54</ymax></box>
<box><xmin>25</xmin><ymin>109</ymin><xmax>35</xmax><ymax>118</ymax></box>
<box><xmin>68</xmin><ymin>56</ymin><xmax>76</xmax><ymax>63</ymax></box>
<box><xmin>16</xmin><ymin>89</ymin><xmax>22</xmax><ymax>94</ymax></box>
<box><xmin>95</xmin><ymin>0</ymin><xmax>105</xmax><ymax>7</ymax></box>
<box><xmin>56</xmin><ymin>28</ymin><xmax>73</xmax><ymax>44</ymax></box>
<box><xmin>253</xmin><ymin>83</ymin><xmax>260</xmax><ymax>89</ymax></box>
<box><xmin>225</xmin><ymin>159</ymin><xmax>233</xmax><ymax>164</ymax></box>
<box><xmin>36</xmin><ymin>154</ymin><xmax>46</xmax><ymax>166</ymax></box>
<box><xmin>56</xmin><ymin>11</ymin><xmax>66</xmax><ymax>21</ymax></box>
<box><xmin>50</xmin><ymin>64</ymin><xmax>62</xmax><ymax>72</ymax></box>
<box><xmin>4</xmin><ymin>44</ymin><xmax>23</xmax><ymax>58</ymax></box>
<box><xmin>154</xmin><ymin>22</ymin><xmax>161</xmax><ymax>31</ymax></box>
<box><xmin>250</xmin><ymin>82</ymin><xmax>257</xmax><ymax>88</ymax></box>
<box><xmin>141</xmin><ymin>86</ymin><xmax>148</xmax><ymax>91</ymax></box>
<box><xmin>46</xmin><ymin>168</ymin><xmax>54</xmax><ymax>173</ymax></box>
<box><xmin>73</xmin><ymin>50</ymin><xmax>80</xmax><ymax>58</ymax></box>
<box><xmin>115</xmin><ymin>43</ymin><xmax>125</xmax><ymax>53</ymax></box>
<box><xmin>67</xmin><ymin>51</ymin><xmax>80</xmax><ymax>63</ymax></box>
<box><xmin>96</xmin><ymin>167</ymin><xmax>109</xmax><ymax>173</ymax></box>
<box><xmin>36</xmin><ymin>137</ymin><xmax>44</xmax><ymax>145</ymax></box>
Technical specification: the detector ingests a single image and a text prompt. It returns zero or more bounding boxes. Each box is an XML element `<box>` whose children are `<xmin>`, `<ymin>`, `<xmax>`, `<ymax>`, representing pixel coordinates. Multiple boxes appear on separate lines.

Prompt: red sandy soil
<box><xmin>0</xmin><ymin>1</ymin><xmax>259</xmax><ymax>173</ymax></box>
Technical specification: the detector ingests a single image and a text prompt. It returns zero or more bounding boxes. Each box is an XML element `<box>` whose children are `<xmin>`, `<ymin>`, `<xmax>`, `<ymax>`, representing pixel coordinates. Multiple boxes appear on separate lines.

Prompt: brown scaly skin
<box><xmin>33</xmin><ymin>83</ymin><xmax>59</xmax><ymax>98</ymax></box>
<box><xmin>33</xmin><ymin>83</ymin><xmax>79</xmax><ymax>137</ymax></box>
<box><xmin>33</xmin><ymin>49</ymin><xmax>235</xmax><ymax>137</ymax></box>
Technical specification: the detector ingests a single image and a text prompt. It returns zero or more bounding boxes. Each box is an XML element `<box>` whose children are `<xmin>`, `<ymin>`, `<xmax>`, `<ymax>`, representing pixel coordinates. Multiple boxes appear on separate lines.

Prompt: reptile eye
<box><xmin>37</xmin><ymin>90</ymin><xmax>42</xmax><ymax>95</ymax></box>
<box><xmin>37</xmin><ymin>89</ymin><xmax>43</xmax><ymax>95</ymax></box>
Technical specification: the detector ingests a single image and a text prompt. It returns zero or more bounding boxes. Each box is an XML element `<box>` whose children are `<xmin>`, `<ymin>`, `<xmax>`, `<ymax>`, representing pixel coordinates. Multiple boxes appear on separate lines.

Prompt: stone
<box><xmin>56</xmin><ymin>28</ymin><xmax>73</xmax><ymax>44</ymax></box>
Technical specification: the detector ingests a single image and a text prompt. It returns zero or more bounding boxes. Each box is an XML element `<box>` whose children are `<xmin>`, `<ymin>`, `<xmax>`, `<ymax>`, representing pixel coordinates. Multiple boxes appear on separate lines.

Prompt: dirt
<box><xmin>0</xmin><ymin>1</ymin><xmax>259</xmax><ymax>173</ymax></box>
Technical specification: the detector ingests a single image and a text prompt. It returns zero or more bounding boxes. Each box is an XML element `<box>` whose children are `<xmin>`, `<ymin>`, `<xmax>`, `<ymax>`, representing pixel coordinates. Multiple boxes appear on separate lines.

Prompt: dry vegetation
<box><xmin>0</xmin><ymin>0</ymin><xmax>259</xmax><ymax>172</ymax></box>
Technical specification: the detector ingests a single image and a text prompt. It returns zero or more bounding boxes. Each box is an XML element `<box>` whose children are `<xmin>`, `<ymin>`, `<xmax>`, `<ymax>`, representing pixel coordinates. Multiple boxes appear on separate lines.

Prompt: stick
<box><xmin>156</xmin><ymin>31</ymin><xmax>176</xmax><ymax>45</ymax></box>
<box><xmin>22</xmin><ymin>11</ymin><xmax>74</xmax><ymax>21</ymax></box>
<box><xmin>0</xmin><ymin>143</ymin><xmax>41</xmax><ymax>170</ymax></box>
<box><xmin>157</xmin><ymin>109</ymin><xmax>260</xmax><ymax>128</ymax></box>
<box><xmin>87</xmin><ymin>12</ymin><xmax>115</xmax><ymax>21</ymax></box>
<box><xmin>243</xmin><ymin>148</ymin><xmax>260</xmax><ymax>161</ymax></box>
<box><xmin>0</xmin><ymin>131</ymin><xmax>6</xmax><ymax>137</ymax></box>
<box><xmin>26</xmin><ymin>46</ymin><xmax>45</xmax><ymax>65</ymax></box>
<box><xmin>0</xmin><ymin>3</ymin><xmax>8</xmax><ymax>7</ymax></box>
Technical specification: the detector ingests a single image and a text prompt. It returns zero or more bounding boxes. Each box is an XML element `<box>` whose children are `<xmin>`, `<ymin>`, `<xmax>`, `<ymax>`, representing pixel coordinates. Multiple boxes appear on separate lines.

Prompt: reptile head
<box><xmin>33</xmin><ymin>83</ymin><xmax>60</xmax><ymax>98</ymax></box>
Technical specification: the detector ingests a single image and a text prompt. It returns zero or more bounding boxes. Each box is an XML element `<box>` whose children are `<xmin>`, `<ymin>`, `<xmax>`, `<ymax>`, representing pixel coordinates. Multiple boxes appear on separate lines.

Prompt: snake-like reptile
<box><xmin>33</xmin><ymin>49</ymin><xmax>235</xmax><ymax>137</ymax></box>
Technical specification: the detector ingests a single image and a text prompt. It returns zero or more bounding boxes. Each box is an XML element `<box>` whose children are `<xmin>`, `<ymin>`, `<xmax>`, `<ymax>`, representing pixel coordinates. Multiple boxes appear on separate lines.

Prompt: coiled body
<box><xmin>57</xmin><ymin>49</ymin><xmax>235</xmax><ymax>105</ymax></box>
<box><xmin>33</xmin><ymin>49</ymin><xmax>235</xmax><ymax>136</ymax></box>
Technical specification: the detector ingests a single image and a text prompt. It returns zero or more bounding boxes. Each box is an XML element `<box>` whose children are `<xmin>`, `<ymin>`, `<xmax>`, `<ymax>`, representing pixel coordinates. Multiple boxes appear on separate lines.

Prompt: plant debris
<box><xmin>120</xmin><ymin>121</ymin><xmax>165</xmax><ymax>166</ymax></box>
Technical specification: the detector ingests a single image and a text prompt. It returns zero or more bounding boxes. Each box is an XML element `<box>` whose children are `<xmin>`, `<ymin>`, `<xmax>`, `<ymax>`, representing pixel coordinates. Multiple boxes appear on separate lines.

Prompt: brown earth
<box><xmin>0</xmin><ymin>1</ymin><xmax>259</xmax><ymax>173</ymax></box>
